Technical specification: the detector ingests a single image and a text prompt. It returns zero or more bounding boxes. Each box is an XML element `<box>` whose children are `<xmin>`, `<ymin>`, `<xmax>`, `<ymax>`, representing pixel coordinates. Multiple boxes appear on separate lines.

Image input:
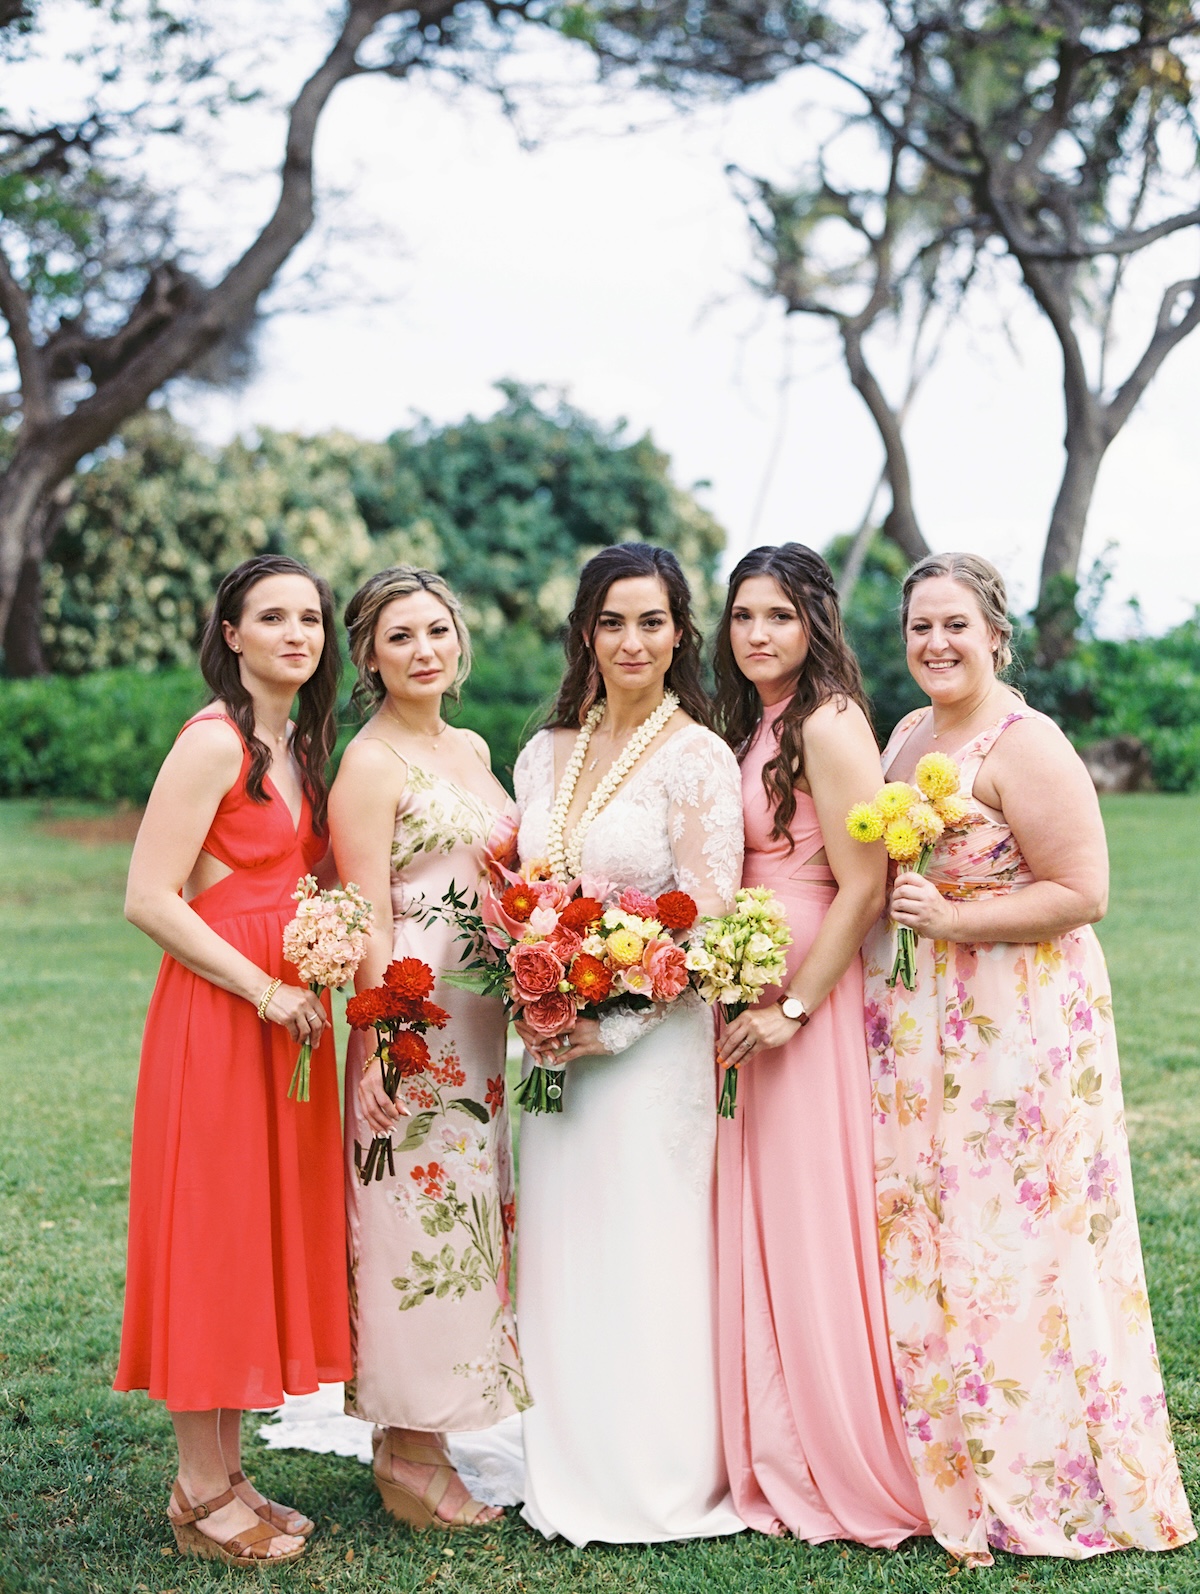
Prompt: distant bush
<box><xmin>0</xmin><ymin>669</ymin><xmax>205</xmax><ymax>802</ymax></box>
<box><xmin>0</xmin><ymin>626</ymin><xmax>563</xmax><ymax>804</ymax></box>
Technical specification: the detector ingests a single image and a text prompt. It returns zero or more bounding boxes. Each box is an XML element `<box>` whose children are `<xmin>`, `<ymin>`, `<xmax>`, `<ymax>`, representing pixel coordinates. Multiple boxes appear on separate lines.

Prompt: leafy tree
<box><xmin>588</xmin><ymin>2</ymin><xmax>1200</xmax><ymax>658</ymax></box>
<box><xmin>0</xmin><ymin>0</ymin><xmax>562</xmax><ymax>674</ymax></box>
<box><xmin>38</xmin><ymin>385</ymin><xmax>727</xmax><ymax>776</ymax></box>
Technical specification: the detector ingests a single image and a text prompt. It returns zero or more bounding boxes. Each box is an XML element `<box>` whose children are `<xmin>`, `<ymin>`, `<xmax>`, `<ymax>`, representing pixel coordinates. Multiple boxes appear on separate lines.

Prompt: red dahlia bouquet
<box><xmin>346</xmin><ymin>957</ymin><xmax>449</xmax><ymax>1183</ymax></box>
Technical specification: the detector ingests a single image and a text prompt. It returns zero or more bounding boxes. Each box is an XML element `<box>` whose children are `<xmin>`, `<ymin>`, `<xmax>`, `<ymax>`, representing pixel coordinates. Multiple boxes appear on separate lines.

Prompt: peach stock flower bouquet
<box><xmin>281</xmin><ymin>875</ymin><xmax>373</xmax><ymax>1101</ymax></box>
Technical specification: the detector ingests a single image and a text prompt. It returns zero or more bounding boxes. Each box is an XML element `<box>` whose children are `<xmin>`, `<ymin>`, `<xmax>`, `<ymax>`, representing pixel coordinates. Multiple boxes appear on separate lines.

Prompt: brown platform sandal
<box><xmin>228</xmin><ymin>1468</ymin><xmax>315</xmax><ymax>1539</ymax></box>
<box><xmin>167</xmin><ymin>1480</ymin><xmax>307</xmax><ymax>1567</ymax></box>
<box><xmin>372</xmin><ymin>1429</ymin><xmax>498</xmax><ymax>1531</ymax></box>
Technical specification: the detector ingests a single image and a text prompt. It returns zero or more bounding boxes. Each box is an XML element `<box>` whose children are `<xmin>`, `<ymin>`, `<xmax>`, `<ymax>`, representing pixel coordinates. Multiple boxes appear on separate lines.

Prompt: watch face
<box><xmin>782</xmin><ymin>998</ymin><xmax>805</xmax><ymax>1021</ymax></box>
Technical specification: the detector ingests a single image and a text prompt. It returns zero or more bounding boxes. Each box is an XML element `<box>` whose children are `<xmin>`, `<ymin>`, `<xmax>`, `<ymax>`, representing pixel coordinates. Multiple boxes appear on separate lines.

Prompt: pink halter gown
<box><xmin>716</xmin><ymin>696</ymin><xmax>927</xmax><ymax>1545</ymax></box>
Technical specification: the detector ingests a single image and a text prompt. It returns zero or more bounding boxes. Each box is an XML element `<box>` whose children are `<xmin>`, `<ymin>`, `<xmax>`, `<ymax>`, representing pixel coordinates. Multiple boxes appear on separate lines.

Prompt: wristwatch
<box><xmin>780</xmin><ymin>996</ymin><xmax>809</xmax><ymax>1027</ymax></box>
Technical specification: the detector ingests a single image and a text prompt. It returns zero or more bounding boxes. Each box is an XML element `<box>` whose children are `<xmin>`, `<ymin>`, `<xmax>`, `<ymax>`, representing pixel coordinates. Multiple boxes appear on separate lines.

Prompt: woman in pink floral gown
<box><xmin>865</xmin><ymin>553</ymin><xmax>1194</xmax><ymax>1565</ymax></box>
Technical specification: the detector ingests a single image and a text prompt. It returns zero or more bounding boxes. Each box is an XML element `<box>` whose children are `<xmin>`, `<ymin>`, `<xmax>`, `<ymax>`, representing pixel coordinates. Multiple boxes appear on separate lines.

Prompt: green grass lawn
<box><xmin>2</xmin><ymin>794</ymin><xmax>1199</xmax><ymax>1594</ymax></box>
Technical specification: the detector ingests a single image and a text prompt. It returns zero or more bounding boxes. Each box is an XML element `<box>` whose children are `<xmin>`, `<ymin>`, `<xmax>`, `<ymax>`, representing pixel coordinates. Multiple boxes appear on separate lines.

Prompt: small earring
<box><xmin>231</xmin><ymin>646</ymin><xmax>241</xmax><ymax>654</ymax></box>
<box><xmin>673</xmin><ymin>641</ymin><xmax>681</xmax><ymax>651</ymax></box>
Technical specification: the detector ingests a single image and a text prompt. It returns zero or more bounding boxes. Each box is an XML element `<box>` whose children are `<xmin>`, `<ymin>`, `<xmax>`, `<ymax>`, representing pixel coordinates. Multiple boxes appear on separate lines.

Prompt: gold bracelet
<box><xmin>256</xmin><ymin>977</ymin><xmax>282</xmax><ymax>1021</ymax></box>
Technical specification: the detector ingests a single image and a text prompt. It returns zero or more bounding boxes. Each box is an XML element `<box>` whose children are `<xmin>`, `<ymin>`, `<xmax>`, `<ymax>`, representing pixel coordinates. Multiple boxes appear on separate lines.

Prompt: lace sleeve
<box><xmin>598</xmin><ymin>729</ymin><xmax>743</xmax><ymax>1056</ymax></box>
<box><xmin>665</xmin><ymin>727</ymin><xmax>744</xmax><ymax>916</ymax></box>
<box><xmin>513</xmin><ymin>731</ymin><xmax>550</xmax><ymax>815</ymax></box>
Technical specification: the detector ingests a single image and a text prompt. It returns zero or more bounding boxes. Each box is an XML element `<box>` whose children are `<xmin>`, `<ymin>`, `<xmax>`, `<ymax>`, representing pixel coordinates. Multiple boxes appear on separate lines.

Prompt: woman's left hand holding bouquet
<box><xmin>889</xmin><ymin>870</ymin><xmax>959</xmax><ymax>940</ymax></box>
<box><xmin>515</xmin><ymin>1013</ymin><xmax>608</xmax><ymax>1067</ymax></box>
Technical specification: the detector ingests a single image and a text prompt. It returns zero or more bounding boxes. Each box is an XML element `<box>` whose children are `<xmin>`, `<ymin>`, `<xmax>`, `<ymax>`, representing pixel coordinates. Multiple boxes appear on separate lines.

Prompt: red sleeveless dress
<box><xmin>114</xmin><ymin>714</ymin><xmax>351</xmax><ymax>1412</ymax></box>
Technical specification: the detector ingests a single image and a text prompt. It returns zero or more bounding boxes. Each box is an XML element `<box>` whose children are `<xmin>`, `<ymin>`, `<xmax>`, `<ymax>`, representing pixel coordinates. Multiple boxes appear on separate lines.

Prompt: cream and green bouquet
<box><xmin>686</xmin><ymin>886</ymin><xmax>793</xmax><ymax>1119</ymax></box>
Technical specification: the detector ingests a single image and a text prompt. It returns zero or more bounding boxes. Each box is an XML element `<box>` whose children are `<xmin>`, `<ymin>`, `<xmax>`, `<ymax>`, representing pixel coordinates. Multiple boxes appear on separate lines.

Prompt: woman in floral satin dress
<box><xmin>330</xmin><ymin>567</ymin><xmax>528</xmax><ymax>1532</ymax></box>
<box><xmin>865</xmin><ymin>552</ymin><xmax>1194</xmax><ymax>1565</ymax></box>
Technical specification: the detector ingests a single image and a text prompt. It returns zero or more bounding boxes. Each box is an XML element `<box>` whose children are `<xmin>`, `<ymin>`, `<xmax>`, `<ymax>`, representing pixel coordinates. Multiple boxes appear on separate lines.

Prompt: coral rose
<box><xmin>545</xmin><ymin>924</ymin><xmax>583</xmax><ymax>964</ymax></box>
<box><xmin>643</xmin><ymin>938</ymin><xmax>689</xmax><ymax>1001</ymax></box>
<box><xmin>508</xmin><ymin>941</ymin><xmax>565</xmax><ymax>1000</ymax></box>
<box><xmin>532</xmin><ymin>879</ymin><xmax>571</xmax><ymax>914</ymax></box>
<box><xmin>523</xmin><ymin>990</ymin><xmax>577</xmax><ymax>1037</ymax></box>
<box><xmin>618</xmin><ymin>887</ymin><xmax>659</xmax><ymax>919</ymax></box>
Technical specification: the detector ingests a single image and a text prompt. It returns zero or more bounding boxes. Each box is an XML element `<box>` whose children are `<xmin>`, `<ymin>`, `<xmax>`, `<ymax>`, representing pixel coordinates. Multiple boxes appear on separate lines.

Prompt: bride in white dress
<box><xmin>511</xmin><ymin>544</ymin><xmax>745</xmax><ymax>1546</ymax></box>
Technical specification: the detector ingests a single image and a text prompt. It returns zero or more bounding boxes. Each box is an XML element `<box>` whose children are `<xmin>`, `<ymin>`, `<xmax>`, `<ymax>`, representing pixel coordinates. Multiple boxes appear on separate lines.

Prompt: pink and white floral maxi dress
<box><xmin>864</xmin><ymin>708</ymin><xmax>1195</xmax><ymax>1565</ymax></box>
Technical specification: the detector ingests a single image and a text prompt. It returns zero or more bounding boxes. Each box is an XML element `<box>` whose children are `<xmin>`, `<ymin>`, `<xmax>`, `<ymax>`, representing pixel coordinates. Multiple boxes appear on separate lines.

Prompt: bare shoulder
<box><xmin>171</xmin><ymin>715</ymin><xmax>244</xmax><ymax>775</ymax></box>
<box><xmin>990</xmin><ymin>711</ymin><xmax>1080</xmax><ymax>771</ymax></box>
<box><xmin>802</xmin><ymin>696</ymin><xmax>875</xmax><ymax>751</ymax></box>
<box><xmin>336</xmin><ymin>733</ymin><xmax>409</xmax><ymax>786</ymax></box>
<box><xmin>460</xmin><ymin>727</ymin><xmax>493</xmax><ymax>768</ymax></box>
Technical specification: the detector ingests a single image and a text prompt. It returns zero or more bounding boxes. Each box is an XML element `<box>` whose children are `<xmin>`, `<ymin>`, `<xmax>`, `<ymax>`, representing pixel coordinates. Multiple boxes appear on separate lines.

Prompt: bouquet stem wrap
<box><xmin>514</xmin><ymin>1064</ymin><xmax>565</xmax><ymax>1114</ymax></box>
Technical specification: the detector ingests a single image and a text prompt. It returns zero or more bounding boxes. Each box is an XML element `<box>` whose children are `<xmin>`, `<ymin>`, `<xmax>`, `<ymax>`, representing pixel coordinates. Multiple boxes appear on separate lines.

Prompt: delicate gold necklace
<box><xmin>930</xmin><ymin>689</ymin><xmax>1003</xmax><ymax>741</ymax></box>
<box><xmin>383</xmin><ymin>702</ymin><xmax>447</xmax><ymax>741</ymax></box>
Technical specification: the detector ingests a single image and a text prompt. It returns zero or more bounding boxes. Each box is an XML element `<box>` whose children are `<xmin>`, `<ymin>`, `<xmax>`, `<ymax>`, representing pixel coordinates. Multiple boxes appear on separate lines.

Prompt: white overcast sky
<box><xmin>172</xmin><ymin>23</ymin><xmax>1200</xmax><ymax>635</ymax></box>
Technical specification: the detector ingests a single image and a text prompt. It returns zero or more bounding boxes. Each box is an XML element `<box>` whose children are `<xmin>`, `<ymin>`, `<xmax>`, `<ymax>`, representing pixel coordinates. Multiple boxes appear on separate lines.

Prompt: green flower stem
<box><xmin>716</xmin><ymin>1000</ymin><xmax>747</xmax><ymax>1120</ymax></box>
<box><xmin>286</xmin><ymin>983</ymin><xmax>325</xmax><ymax>1102</ymax></box>
<box><xmin>887</xmin><ymin>844</ymin><xmax>935</xmax><ymax>993</ymax></box>
<box><xmin>514</xmin><ymin>1064</ymin><xmax>565</xmax><ymax>1114</ymax></box>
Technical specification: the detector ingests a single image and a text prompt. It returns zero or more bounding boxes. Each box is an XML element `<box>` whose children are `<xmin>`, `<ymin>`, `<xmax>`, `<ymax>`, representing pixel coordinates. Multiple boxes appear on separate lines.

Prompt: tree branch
<box><xmin>0</xmin><ymin>242</ymin><xmax>48</xmax><ymax>426</ymax></box>
<box><xmin>1106</xmin><ymin>275</ymin><xmax>1200</xmax><ymax>434</ymax></box>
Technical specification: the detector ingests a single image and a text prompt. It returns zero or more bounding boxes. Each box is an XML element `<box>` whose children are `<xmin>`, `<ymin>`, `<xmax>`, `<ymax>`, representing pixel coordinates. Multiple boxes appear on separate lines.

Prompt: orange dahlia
<box><xmin>387</xmin><ymin>1030</ymin><xmax>431</xmax><ymax>1075</ymax></box>
<box><xmin>345</xmin><ymin>989</ymin><xmax>385</xmax><ymax>1029</ymax></box>
<box><xmin>567</xmin><ymin>952</ymin><xmax>613</xmax><ymax>1004</ymax></box>
<box><xmin>655</xmin><ymin>890</ymin><xmax>698</xmax><ymax>931</ymax></box>
<box><xmin>383</xmin><ymin>957</ymin><xmax>435</xmax><ymax>999</ymax></box>
<box><xmin>559</xmin><ymin>896</ymin><xmax>604</xmax><ymax>933</ymax></box>
<box><xmin>501</xmin><ymin>882</ymin><xmax>539</xmax><ymax>922</ymax></box>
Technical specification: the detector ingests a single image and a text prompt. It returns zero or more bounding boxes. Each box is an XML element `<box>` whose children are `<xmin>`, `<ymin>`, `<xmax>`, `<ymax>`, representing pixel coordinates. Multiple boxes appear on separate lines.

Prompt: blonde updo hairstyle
<box><xmin>900</xmin><ymin>551</ymin><xmax>1014</xmax><ymax>676</ymax></box>
<box><xmin>344</xmin><ymin>565</ymin><xmax>472</xmax><ymax>715</ymax></box>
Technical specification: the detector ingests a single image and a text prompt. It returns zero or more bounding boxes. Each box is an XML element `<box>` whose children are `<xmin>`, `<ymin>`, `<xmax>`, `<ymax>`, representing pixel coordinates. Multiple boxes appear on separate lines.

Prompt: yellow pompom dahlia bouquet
<box><xmin>845</xmin><ymin>752</ymin><xmax>970</xmax><ymax>991</ymax></box>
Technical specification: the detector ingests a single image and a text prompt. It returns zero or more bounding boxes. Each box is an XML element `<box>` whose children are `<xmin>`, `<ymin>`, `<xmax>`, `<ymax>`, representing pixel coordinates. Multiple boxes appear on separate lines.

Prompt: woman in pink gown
<box><xmin>712</xmin><ymin>544</ymin><xmax>927</xmax><ymax>1546</ymax></box>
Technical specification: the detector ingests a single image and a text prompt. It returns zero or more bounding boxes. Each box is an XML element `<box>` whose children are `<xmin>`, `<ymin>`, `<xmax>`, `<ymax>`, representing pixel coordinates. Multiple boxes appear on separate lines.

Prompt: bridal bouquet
<box><xmin>845</xmin><ymin>752</ymin><xmax>970</xmax><ymax>991</ymax></box>
<box><xmin>685</xmin><ymin>887</ymin><xmax>793</xmax><ymax>1119</ymax></box>
<box><xmin>421</xmin><ymin>870</ymin><xmax>699</xmax><ymax>1114</ymax></box>
<box><xmin>345</xmin><ymin>959</ymin><xmax>449</xmax><ymax>1183</ymax></box>
<box><xmin>281</xmin><ymin>875</ymin><xmax>373</xmax><ymax>1101</ymax></box>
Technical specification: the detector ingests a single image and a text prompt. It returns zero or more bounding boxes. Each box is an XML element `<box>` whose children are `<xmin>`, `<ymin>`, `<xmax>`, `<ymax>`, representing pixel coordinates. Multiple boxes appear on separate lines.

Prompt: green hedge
<box><xmin>0</xmin><ymin>623</ymin><xmax>564</xmax><ymax>805</ymax></box>
<box><xmin>0</xmin><ymin>669</ymin><xmax>206</xmax><ymax>802</ymax></box>
<box><xmin>4</xmin><ymin>597</ymin><xmax>1197</xmax><ymax>803</ymax></box>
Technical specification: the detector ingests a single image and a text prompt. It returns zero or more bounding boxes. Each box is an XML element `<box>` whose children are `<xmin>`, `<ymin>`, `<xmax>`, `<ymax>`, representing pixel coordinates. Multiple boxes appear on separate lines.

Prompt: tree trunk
<box><xmin>841</xmin><ymin>324</ymin><xmax>930</xmax><ymax>565</ymax></box>
<box><xmin>3</xmin><ymin>550</ymin><xmax>46</xmax><ymax>674</ymax></box>
<box><xmin>1034</xmin><ymin>417</ymin><xmax>1106</xmax><ymax>666</ymax></box>
<box><xmin>2</xmin><ymin>480</ymin><xmax>70</xmax><ymax>675</ymax></box>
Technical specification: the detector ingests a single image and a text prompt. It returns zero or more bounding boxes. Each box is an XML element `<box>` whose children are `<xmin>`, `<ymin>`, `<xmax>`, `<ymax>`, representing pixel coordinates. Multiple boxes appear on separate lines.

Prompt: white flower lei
<box><xmin>545</xmin><ymin>691</ymin><xmax>680</xmax><ymax>882</ymax></box>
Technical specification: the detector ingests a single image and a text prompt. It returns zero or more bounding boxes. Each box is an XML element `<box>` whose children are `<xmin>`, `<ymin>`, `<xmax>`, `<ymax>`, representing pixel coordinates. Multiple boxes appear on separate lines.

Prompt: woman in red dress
<box><xmin>115</xmin><ymin>555</ymin><xmax>351</xmax><ymax>1567</ymax></box>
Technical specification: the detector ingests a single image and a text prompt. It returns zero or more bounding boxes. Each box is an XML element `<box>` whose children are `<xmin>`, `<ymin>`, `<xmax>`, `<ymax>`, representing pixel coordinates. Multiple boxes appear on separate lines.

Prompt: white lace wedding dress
<box><xmin>511</xmin><ymin>722</ymin><xmax>746</xmax><ymax>1545</ymax></box>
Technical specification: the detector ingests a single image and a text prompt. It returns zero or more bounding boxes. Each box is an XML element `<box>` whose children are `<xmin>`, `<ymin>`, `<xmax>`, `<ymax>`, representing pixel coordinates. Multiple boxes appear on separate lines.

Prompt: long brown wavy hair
<box><xmin>544</xmin><ymin>543</ymin><xmax>712</xmax><ymax>731</ymax></box>
<box><xmin>198</xmin><ymin>554</ymin><xmax>340</xmax><ymax>832</ymax></box>
<box><xmin>714</xmin><ymin>543</ymin><xmax>870</xmax><ymax>847</ymax></box>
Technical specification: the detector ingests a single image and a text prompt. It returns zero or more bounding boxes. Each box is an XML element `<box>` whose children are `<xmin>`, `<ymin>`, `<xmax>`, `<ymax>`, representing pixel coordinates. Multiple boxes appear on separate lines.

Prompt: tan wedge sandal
<box><xmin>372</xmin><ymin>1429</ymin><xmax>498</xmax><ymax>1531</ymax></box>
<box><xmin>167</xmin><ymin>1480</ymin><xmax>307</xmax><ymax>1567</ymax></box>
<box><xmin>229</xmin><ymin>1467</ymin><xmax>315</xmax><ymax>1539</ymax></box>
